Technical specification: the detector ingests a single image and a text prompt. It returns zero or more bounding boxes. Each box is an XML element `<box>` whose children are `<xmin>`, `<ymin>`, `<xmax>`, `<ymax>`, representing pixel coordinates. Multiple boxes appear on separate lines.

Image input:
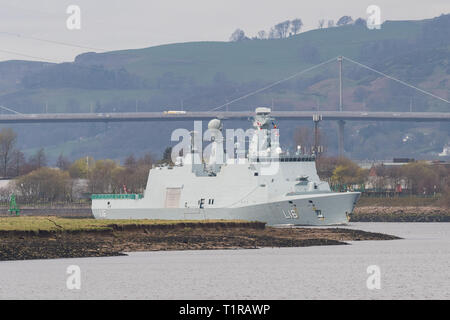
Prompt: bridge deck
<box><xmin>0</xmin><ymin>111</ymin><xmax>449</xmax><ymax>123</ymax></box>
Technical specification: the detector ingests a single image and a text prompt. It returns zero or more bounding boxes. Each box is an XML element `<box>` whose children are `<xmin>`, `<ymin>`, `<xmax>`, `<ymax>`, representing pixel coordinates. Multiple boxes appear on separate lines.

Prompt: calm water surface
<box><xmin>0</xmin><ymin>222</ymin><xmax>449</xmax><ymax>299</ymax></box>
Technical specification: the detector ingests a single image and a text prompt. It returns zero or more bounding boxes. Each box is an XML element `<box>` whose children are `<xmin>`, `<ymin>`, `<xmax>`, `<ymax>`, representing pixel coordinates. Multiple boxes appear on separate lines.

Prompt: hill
<box><xmin>0</xmin><ymin>14</ymin><xmax>448</xmax><ymax>162</ymax></box>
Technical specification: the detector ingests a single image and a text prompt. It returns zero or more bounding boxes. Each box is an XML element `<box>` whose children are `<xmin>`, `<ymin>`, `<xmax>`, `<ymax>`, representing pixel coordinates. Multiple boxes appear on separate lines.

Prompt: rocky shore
<box><xmin>0</xmin><ymin>219</ymin><xmax>399</xmax><ymax>261</ymax></box>
<box><xmin>351</xmin><ymin>206</ymin><xmax>450</xmax><ymax>222</ymax></box>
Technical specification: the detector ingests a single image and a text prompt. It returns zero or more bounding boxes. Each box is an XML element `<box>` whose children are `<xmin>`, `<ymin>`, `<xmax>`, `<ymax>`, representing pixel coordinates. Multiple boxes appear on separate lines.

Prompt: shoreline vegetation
<box><xmin>350</xmin><ymin>196</ymin><xmax>450</xmax><ymax>222</ymax></box>
<box><xmin>0</xmin><ymin>217</ymin><xmax>399</xmax><ymax>261</ymax></box>
<box><xmin>351</xmin><ymin>206</ymin><xmax>450</xmax><ymax>222</ymax></box>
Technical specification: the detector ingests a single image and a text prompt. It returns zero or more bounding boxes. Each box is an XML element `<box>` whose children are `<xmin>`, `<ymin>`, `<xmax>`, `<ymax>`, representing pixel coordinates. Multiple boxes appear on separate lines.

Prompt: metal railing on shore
<box><xmin>91</xmin><ymin>194</ymin><xmax>143</xmax><ymax>200</ymax></box>
<box><xmin>0</xmin><ymin>200</ymin><xmax>91</xmax><ymax>208</ymax></box>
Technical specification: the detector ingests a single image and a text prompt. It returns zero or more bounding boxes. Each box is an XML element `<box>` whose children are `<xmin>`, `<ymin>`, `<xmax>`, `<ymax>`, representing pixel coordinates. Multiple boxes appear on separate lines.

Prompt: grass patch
<box><xmin>0</xmin><ymin>217</ymin><xmax>256</xmax><ymax>232</ymax></box>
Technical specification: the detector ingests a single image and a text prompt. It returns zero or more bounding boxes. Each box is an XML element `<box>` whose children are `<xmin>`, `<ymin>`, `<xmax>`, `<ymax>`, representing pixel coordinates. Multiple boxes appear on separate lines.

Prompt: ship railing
<box><xmin>91</xmin><ymin>194</ymin><xmax>144</xmax><ymax>200</ymax></box>
<box><xmin>250</xmin><ymin>155</ymin><xmax>316</xmax><ymax>162</ymax></box>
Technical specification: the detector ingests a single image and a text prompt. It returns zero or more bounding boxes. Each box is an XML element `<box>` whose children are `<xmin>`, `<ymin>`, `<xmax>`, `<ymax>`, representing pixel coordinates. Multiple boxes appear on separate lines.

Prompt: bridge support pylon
<box><xmin>337</xmin><ymin>120</ymin><xmax>345</xmax><ymax>158</ymax></box>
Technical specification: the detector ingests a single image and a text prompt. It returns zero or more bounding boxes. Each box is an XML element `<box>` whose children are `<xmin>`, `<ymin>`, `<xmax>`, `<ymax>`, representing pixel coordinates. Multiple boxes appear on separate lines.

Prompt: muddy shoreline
<box><xmin>0</xmin><ymin>221</ymin><xmax>399</xmax><ymax>261</ymax></box>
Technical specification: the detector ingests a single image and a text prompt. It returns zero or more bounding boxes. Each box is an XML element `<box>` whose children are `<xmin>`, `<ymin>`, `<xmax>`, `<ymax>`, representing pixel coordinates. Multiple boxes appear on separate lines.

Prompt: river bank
<box><xmin>351</xmin><ymin>206</ymin><xmax>450</xmax><ymax>222</ymax></box>
<box><xmin>0</xmin><ymin>217</ymin><xmax>398</xmax><ymax>261</ymax></box>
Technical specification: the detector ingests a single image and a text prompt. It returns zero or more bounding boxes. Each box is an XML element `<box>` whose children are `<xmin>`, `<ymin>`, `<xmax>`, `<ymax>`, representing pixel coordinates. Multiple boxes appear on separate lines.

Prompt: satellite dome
<box><xmin>208</xmin><ymin>119</ymin><xmax>222</xmax><ymax>130</ymax></box>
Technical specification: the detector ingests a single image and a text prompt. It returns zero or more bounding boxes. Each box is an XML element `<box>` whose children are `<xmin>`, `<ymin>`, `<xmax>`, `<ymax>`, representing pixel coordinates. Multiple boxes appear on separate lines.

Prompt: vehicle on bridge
<box><xmin>163</xmin><ymin>110</ymin><xmax>187</xmax><ymax>114</ymax></box>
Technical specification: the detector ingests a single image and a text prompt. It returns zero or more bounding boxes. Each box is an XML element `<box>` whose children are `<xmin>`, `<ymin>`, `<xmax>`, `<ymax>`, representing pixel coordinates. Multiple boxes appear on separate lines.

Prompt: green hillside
<box><xmin>76</xmin><ymin>20</ymin><xmax>423</xmax><ymax>83</ymax></box>
<box><xmin>0</xmin><ymin>15</ymin><xmax>448</xmax><ymax>162</ymax></box>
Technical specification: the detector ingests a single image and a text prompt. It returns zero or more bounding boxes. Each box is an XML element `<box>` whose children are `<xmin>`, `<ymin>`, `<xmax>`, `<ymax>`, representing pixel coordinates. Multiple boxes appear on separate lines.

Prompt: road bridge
<box><xmin>0</xmin><ymin>110</ymin><xmax>449</xmax><ymax>124</ymax></box>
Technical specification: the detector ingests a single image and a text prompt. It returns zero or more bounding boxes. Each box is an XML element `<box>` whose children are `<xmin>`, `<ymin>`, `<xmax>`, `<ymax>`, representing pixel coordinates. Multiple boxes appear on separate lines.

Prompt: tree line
<box><xmin>2</xmin><ymin>153</ymin><xmax>154</xmax><ymax>203</ymax></box>
<box><xmin>0</xmin><ymin>128</ymin><xmax>49</xmax><ymax>178</ymax></box>
<box><xmin>316</xmin><ymin>157</ymin><xmax>450</xmax><ymax>207</ymax></box>
<box><xmin>1</xmin><ymin>127</ymin><xmax>449</xmax><ymax>207</ymax></box>
<box><xmin>0</xmin><ymin>128</ymin><xmax>155</xmax><ymax>203</ymax></box>
<box><xmin>230</xmin><ymin>15</ymin><xmax>361</xmax><ymax>41</ymax></box>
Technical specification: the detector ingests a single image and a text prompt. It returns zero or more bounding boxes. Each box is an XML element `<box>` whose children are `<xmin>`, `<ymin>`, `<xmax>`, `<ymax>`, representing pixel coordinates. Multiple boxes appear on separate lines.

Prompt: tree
<box><xmin>316</xmin><ymin>157</ymin><xmax>340</xmax><ymax>179</ymax></box>
<box><xmin>268</xmin><ymin>27</ymin><xmax>277</xmax><ymax>39</ymax></box>
<box><xmin>88</xmin><ymin>159</ymin><xmax>117</xmax><ymax>193</ymax></box>
<box><xmin>274</xmin><ymin>21</ymin><xmax>291</xmax><ymax>38</ymax></box>
<box><xmin>318</xmin><ymin>19</ymin><xmax>325</xmax><ymax>29</ymax></box>
<box><xmin>327</xmin><ymin>20</ymin><xmax>335</xmax><ymax>28</ymax></box>
<box><xmin>124</xmin><ymin>154</ymin><xmax>137</xmax><ymax>169</ymax></box>
<box><xmin>108</xmin><ymin>153</ymin><xmax>154</xmax><ymax>194</ymax></box>
<box><xmin>15</xmin><ymin>167</ymin><xmax>71</xmax><ymax>202</ymax></box>
<box><xmin>110</xmin><ymin>166</ymin><xmax>127</xmax><ymax>193</ymax></box>
<box><xmin>229</xmin><ymin>29</ymin><xmax>246</xmax><ymax>42</ymax></box>
<box><xmin>56</xmin><ymin>153</ymin><xmax>71</xmax><ymax>171</ymax></box>
<box><xmin>8</xmin><ymin>150</ymin><xmax>26</xmax><ymax>177</ymax></box>
<box><xmin>291</xmin><ymin>18</ymin><xmax>303</xmax><ymax>35</ymax></box>
<box><xmin>0</xmin><ymin>128</ymin><xmax>17</xmax><ymax>177</ymax></box>
<box><xmin>160</xmin><ymin>147</ymin><xmax>173</xmax><ymax>165</ymax></box>
<box><xmin>331</xmin><ymin>158</ymin><xmax>368</xmax><ymax>187</ymax></box>
<box><xmin>29</xmin><ymin>148</ymin><xmax>47</xmax><ymax>170</ymax></box>
<box><xmin>257</xmin><ymin>30</ymin><xmax>267</xmax><ymax>39</ymax></box>
<box><xmin>138</xmin><ymin>152</ymin><xmax>153</xmax><ymax>167</ymax></box>
<box><xmin>337</xmin><ymin>16</ymin><xmax>353</xmax><ymax>26</ymax></box>
<box><xmin>439</xmin><ymin>175</ymin><xmax>450</xmax><ymax>208</ymax></box>
<box><xmin>69</xmin><ymin>157</ymin><xmax>94</xmax><ymax>179</ymax></box>
<box><xmin>400</xmin><ymin>162</ymin><xmax>439</xmax><ymax>195</ymax></box>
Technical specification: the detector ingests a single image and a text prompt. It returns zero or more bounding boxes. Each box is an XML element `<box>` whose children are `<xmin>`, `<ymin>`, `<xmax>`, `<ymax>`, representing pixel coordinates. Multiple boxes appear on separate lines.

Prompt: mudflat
<box><xmin>0</xmin><ymin>217</ymin><xmax>399</xmax><ymax>261</ymax></box>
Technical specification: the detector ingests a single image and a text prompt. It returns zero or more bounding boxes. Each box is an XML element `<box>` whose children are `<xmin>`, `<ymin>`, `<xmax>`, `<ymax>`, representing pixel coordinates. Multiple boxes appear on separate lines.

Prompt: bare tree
<box><xmin>229</xmin><ymin>28</ymin><xmax>246</xmax><ymax>42</ymax></box>
<box><xmin>9</xmin><ymin>150</ymin><xmax>26</xmax><ymax>177</ymax></box>
<box><xmin>29</xmin><ymin>148</ymin><xmax>47</xmax><ymax>170</ymax></box>
<box><xmin>291</xmin><ymin>18</ymin><xmax>303</xmax><ymax>35</ymax></box>
<box><xmin>282</xmin><ymin>20</ymin><xmax>291</xmax><ymax>37</ymax></box>
<box><xmin>318</xmin><ymin>19</ymin><xmax>325</xmax><ymax>29</ymax></box>
<box><xmin>268</xmin><ymin>27</ymin><xmax>277</xmax><ymax>39</ymax></box>
<box><xmin>0</xmin><ymin>128</ymin><xmax>17</xmax><ymax>177</ymax></box>
<box><xmin>274</xmin><ymin>20</ymin><xmax>291</xmax><ymax>38</ymax></box>
<box><xmin>327</xmin><ymin>20</ymin><xmax>335</xmax><ymax>28</ymax></box>
<box><xmin>257</xmin><ymin>30</ymin><xmax>267</xmax><ymax>39</ymax></box>
<box><xmin>56</xmin><ymin>153</ymin><xmax>71</xmax><ymax>171</ymax></box>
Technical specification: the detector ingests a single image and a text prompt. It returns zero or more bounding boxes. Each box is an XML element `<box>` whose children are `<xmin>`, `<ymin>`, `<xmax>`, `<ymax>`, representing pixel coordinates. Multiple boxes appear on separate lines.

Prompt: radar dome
<box><xmin>208</xmin><ymin>119</ymin><xmax>222</xmax><ymax>130</ymax></box>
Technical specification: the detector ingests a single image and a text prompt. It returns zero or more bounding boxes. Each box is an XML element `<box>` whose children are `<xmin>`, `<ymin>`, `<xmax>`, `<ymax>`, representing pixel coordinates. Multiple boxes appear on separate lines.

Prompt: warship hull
<box><xmin>91</xmin><ymin>191</ymin><xmax>360</xmax><ymax>226</ymax></box>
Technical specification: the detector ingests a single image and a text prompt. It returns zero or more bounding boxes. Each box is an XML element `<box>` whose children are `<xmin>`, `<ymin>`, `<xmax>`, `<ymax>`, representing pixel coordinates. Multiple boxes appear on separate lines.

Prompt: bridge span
<box><xmin>0</xmin><ymin>110</ymin><xmax>449</xmax><ymax>124</ymax></box>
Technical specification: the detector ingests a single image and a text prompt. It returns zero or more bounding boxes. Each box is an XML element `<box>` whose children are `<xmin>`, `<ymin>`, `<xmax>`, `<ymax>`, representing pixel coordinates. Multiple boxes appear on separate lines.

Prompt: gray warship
<box><xmin>92</xmin><ymin>108</ymin><xmax>360</xmax><ymax>225</ymax></box>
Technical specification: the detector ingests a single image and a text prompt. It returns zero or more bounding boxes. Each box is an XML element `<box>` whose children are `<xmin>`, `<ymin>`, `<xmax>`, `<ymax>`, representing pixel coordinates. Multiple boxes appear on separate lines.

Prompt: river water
<box><xmin>0</xmin><ymin>222</ymin><xmax>449</xmax><ymax>299</ymax></box>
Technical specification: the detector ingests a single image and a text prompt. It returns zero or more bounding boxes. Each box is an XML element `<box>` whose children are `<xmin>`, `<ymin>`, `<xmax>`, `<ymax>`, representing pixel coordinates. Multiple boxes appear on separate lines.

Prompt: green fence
<box><xmin>91</xmin><ymin>194</ymin><xmax>144</xmax><ymax>200</ymax></box>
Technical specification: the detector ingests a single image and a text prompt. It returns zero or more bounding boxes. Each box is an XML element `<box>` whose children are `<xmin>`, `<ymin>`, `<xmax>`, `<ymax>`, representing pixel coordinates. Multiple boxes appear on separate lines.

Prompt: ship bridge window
<box><xmin>208</xmin><ymin>199</ymin><xmax>215</xmax><ymax>205</ymax></box>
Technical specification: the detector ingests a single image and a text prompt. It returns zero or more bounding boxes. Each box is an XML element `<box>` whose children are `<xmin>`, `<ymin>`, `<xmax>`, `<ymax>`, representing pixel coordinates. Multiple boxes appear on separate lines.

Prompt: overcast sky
<box><xmin>0</xmin><ymin>0</ymin><xmax>448</xmax><ymax>62</ymax></box>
